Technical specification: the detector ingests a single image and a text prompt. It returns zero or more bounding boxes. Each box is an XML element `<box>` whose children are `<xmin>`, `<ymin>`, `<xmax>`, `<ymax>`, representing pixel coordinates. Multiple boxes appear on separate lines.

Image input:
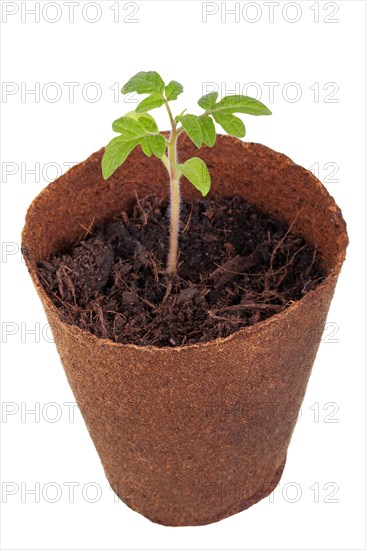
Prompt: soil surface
<box><xmin>37</xmin><ymin>194</ymin><xmax>326</xmax><ymax>347</ymax></box>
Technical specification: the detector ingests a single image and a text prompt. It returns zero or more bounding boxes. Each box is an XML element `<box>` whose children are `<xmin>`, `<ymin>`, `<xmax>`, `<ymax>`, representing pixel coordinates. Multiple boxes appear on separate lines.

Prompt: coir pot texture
<box><xmin>22</xmin><ymin>135</ymin><xmax>348</xmax><ymax>526</ymax></box>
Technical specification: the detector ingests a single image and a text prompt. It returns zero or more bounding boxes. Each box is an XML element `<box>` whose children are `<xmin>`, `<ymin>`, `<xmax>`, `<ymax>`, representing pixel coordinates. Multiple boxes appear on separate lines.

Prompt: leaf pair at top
<box><xmin>172</xmin><ymin>89</ymin><xmax>271</xmax><ymax>148</ymax></box>
<box><xmin>197</xmin><ymin>91</ymin><xmax>271</xmax><ymax>139</ymax></box>
<box><xmin>121</xmin><ymin>71</ymin><xmax>183</xmax><ymax>113</ymax></box>
<box><xmin>102</xmin><ymin>71</ymin><xmax>272</xmax><ymax>196</ymax></box>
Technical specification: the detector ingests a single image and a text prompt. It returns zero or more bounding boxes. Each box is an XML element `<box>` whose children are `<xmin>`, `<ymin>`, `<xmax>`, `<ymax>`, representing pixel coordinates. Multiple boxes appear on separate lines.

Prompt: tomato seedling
<box><xmin>102</xmin><ymin>71</ymin><xmax>272</xmax><ymax>275</ymax></box>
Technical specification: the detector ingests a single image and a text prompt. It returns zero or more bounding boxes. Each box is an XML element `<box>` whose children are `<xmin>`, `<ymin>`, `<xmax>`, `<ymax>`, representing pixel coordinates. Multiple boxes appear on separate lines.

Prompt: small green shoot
<box><xmin>102</xmin><ymin>71</ymin><xmax>272</xmax><ymax>275</ymax></box>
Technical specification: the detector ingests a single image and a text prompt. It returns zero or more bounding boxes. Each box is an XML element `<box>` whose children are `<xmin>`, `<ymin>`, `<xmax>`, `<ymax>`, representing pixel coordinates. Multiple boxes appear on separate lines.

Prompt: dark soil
<box><xmin>37</xmin><ymin>195</ymin><xmax>325</xmax><ymax>347</ymax></box>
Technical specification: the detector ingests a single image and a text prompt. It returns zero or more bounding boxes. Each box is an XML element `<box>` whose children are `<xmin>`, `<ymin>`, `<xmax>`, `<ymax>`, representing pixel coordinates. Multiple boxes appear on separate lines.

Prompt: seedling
<box><xmin>102</xmin><ymin>71</ymin><xmax>272</xmax><ymax>275</ymax></box>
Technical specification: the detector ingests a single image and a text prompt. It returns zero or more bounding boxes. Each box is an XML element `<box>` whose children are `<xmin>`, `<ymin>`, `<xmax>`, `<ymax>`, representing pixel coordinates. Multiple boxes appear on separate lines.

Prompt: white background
<box><xmin>1</xmin><ymin>1</ymin><xmax>365</xmax><ymax>549</ymax></box>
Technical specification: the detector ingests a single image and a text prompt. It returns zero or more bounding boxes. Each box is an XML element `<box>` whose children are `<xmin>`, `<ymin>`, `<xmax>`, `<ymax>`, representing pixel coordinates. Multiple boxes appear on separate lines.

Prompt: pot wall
<box><xmin>22</xmin><ymin>135</ymin><xmax>348</xmax><ymax>525</ymax></box>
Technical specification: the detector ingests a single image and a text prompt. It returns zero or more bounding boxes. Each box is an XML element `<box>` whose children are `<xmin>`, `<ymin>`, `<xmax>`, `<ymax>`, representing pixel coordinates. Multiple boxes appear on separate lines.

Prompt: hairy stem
<box><xmin>166</xmin><ymin>124</ymin><xmax>181</xmax><ymax>275</ymax></box>
<box><xmin>165</xmin><ymin>100</ymin><xmax>176</xmax><ymax>132</ymax></box>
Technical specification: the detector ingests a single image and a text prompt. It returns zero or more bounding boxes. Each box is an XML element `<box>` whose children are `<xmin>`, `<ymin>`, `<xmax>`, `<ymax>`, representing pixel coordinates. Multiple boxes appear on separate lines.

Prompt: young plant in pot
<box><xmin>22</xmin><ymin>71</ymin><xmax>348</xmax><ymax>526</ymax></box>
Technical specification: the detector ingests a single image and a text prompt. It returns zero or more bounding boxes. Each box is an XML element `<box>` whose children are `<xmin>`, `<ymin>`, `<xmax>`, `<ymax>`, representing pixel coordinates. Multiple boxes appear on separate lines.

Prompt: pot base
<box><xmin>110</xmin><ymin>456</ymin><xmax>287</xmax><ymax>527</ymax></box>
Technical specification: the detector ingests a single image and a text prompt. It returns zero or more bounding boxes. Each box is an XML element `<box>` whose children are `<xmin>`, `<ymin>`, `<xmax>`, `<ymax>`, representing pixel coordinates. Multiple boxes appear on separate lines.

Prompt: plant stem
<box><xmin>165</xmin><ymin>100</ymin><xmax>176</xmax><ymax>132</ymax></box>
<box><xmin>166</xmin><ymin>126</ymin><xmax>181</xmax><ymax>275</ymax></box>
<box><xmin>164</xmin><ymin>113</ymin><xmax>210</xmax><ymax>272</ymax></box>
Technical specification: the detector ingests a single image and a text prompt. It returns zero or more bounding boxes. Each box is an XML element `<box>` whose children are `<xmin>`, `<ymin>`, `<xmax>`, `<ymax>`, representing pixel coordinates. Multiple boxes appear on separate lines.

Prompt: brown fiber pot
<box><xmin>22</xmin><ymin>135</ymin><xmax>348</xmax><ymax>526</ymax></box>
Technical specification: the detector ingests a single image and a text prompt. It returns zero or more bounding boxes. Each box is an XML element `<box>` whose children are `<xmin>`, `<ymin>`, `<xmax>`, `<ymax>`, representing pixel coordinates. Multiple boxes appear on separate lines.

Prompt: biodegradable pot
<box><xmin>22</xmin><ymin>135</ymin><xmax>348</xmax><ymax>526</ymax></box>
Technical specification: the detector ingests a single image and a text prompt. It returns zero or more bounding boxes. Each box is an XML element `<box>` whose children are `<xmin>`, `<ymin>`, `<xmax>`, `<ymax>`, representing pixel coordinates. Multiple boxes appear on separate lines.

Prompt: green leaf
<box><xmin>139</xmin><ymin>116</ymin><xmax>158</xmax><ymax>133</ymax></box>
<box><xmin>107</xmin><ymin>111</ymin><xmax>164</xmax><ymax>172</ymax></box>
<box><xmin>176</xmin><ymin>157</ymin><xmax>211</xmax><ymax>196</ymax></box>
<box><xmin>102</xmin><ymin>136</ymin><xmax>139</xmax><ymax>179</ymax></box>
<box><xmin>121</xmin><ymin>71</ymin><xmax>165</xmax><ymax>95</ymax></box>
<box><xmin>198</xmin><ymin>92</ymin><xmax>218</xmax><ymax>110</ymax></box>
<box><xmin>136</xmin><ymin>93</ymin><xmax>165</xmax><ymax>113</ymax></box>
<box><xmin>141</xmin><ymin>138</ymin><xmax>152</xmax><ymax>157</ymax></box>
<box><xmin>212</xmin><ymin>112</ymin><xmax>246</xmax><ymax>138</ymax></box>
<box><xmin>149</xmin><ymin>134</ymin><xmax>166</xmax><ymax>158</ymax></box>
<box><xmin>165</xmin><ymin>80</ymin><xmax>183</xmax><ymax>101</ymax></box>
<box><xmin>180</xmin><ymin>114</ymin><xmax>202</xmax><ymax>148</ymax></box>
<box><xmin>112</xmin><ymin>113</ymin><xmax>158</xmax><ymax>136</ymax></box>
<box><xmin>123</xmin><ymin>111</ymin><xmax>158</xmax><ymax>132</ymax></box>
<box><xmin>112</xmin><ymin>116</ymin><xmax>144</xmax><ymax>135</ymax></box>
<box><xmin>211</xmin><ymin>95</ymin><xmax>272</xmax><ymax>116</ymax></box>
<box><xmin>199</xmin><ymin>115</ymin><xmax>216</xmax><ymax>147</ymax></box>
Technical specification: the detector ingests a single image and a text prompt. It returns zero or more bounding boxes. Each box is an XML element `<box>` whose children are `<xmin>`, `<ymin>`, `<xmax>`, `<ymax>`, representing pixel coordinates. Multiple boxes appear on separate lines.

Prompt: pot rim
<box><xmin>22</xmin><ymin>138</ymin><xmax>348</xmax><ymax>354</ymax></box>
